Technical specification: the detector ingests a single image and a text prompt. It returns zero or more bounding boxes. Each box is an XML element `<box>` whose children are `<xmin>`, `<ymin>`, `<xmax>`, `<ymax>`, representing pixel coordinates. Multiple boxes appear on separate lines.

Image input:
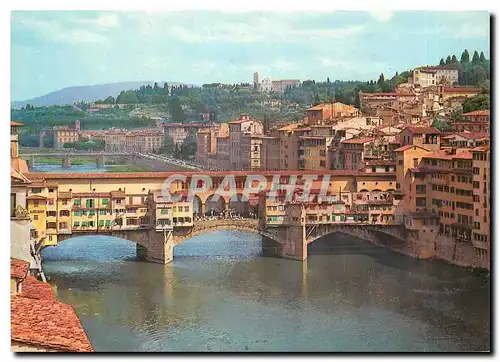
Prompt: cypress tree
<box><xmin>472</xmin><ymin>51</ymin><xmax>480</xmax><ymax>63</ymax></box>
<box><xmin>460</xmin><ymin>49</ymin><xmax>470</xmax><ymax>63</ymax></box>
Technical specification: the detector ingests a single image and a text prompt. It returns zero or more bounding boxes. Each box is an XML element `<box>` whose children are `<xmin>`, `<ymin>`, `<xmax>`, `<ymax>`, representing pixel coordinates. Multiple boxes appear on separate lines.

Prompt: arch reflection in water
<box><xmin>41</xmin><ymin>231</ymin><xmax>490</xmax><ymax>352</ymax></box>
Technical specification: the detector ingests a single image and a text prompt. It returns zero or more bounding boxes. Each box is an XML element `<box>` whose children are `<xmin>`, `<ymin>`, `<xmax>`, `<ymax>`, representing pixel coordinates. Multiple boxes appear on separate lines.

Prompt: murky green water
<box><xmin>42</xmin><ymin>231</ymin><xmax>490</xmax><ymax>352</ymax></box>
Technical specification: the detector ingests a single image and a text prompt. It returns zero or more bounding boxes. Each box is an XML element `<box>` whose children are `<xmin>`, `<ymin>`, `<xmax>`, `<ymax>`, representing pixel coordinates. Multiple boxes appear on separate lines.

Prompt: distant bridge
<box><xmin>24</xmin><ymin>152</ymin><xmax>137</xmax><ymax>168</ymax></box>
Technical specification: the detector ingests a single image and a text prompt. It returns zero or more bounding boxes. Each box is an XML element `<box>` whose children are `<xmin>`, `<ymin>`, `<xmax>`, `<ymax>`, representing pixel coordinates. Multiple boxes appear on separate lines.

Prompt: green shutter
<box><xmin>82</xmin><ymin>210</ymin><xmax>87</xmax><ymax>216</ymax></box>
<box><xmin>73</xmin><ymin>211</ymin><xmax>80</xmax><ymax>216</ymax></box>
<box><xmin>99</xmin><ymin>210</ymin><xmax>106</xmax><ymax>215</ymax></box>
<box><xmin>73</xmin><ymin>221</ymin><xmax>80</xmax><ymax>226</ymax></box>
<box><xmin>89</xmin><ymin>210</ymin><xmax>95</xmax><ymax>216</ymax></box>
<box><xmin>74</xmin><ymin>200</ymin><xmax>80</xmax><ymax>205</ymax></box>
<box><xmin>99</xmin><ymin>220</ymin><xmax>104</xmax><ymax>226</ymax></box>
<box><xmin>161</xmin><ymin>209</ymin><xmax>168</xmax><ymax>215</ymax></box>
<box><xmin>105</xmin><ymin>220</ymin><xmax>111</xmax><ymax>227</ymax></box>
<box><xmin>82</xmin><ymin>221</ymin><xmax>88</xmax><ymax>227</ymax></box>
<box><xmin>102</xmin><ymin>198</ymin><xmax>108</xmax><ymax>205</ymax></box>
<box><xmin>86</xmin><ymin>199</ymin><xmax>90</xmax><ymax>207</ymax></box>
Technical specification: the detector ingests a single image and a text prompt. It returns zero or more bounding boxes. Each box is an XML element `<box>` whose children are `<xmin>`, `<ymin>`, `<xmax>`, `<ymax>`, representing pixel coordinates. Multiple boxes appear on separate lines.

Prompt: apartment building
<box><xmin>240</xmin><ymin>135</ymin><xmax>263</xmax><ymax>171</ymax></box>
<box><xmin>163</xmin><ymin>122</ymin><xmax>216</xmax><ymax>146</ymax></box>
<box><xmin>259</xmin><ymin>136</ymin><xmax>280</xmax><ymax>171</ymax></box>
<box><xmin>278</xmin><ymin>125</ymin><xmax>311</xmax><ymax>171</ymax></box>
<box><xmin>472</xmin><ymin>146</ymin><xmax>490</xmax><ymax>268</ymax></box>
<box><xmin>451</xmin><ymin>110</ymin><xmax>491</xmax><ymax>133</ymax></box>
<box><xmin>305</xmin><ymin>103</ymin><xmax>360</xmax><ymax>125</ymax></box>
<box><xmin>53</xmin><ymin>120</ymin><xmax>80</xmax><ymax>149</ymax></box>
<box><xmin>298</xmin><ymin>136</ymin><xmax>333</xmax><ymax>171</ymax></box>
<box><xmin>398</xmin><ymin>126</ymin><xmax>441</xmax><ymax>151</ymax></box>
<box><xmin>104</xmin><ymin>129</ymin><xmax>164</xmax><ymax>153</ymax></box>
<box><xmin>195</xmin><ymin>129</ymin><xmax>218</xmax><ymax>167</ymax></box>
<box><xmin>228</xmin><ymin>114</ymin><xmax>263</xmax><ymax>170</ymax></box>
<box><xmin>215</xmin><ymin>134</ymin><xmax>230</xmax><ymax>170</ymax></box>
<box><xmin>340</xmin><ymin>137</ymin><xmax>374</xmax><ymax>171</ymax></box>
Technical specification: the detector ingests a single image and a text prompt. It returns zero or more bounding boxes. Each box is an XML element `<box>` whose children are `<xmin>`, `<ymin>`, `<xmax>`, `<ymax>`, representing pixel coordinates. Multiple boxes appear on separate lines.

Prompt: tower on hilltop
<box><xmin>253</xmin><ymin>72</ymin><xmax>259</xmax><ymax>89</ymax></box>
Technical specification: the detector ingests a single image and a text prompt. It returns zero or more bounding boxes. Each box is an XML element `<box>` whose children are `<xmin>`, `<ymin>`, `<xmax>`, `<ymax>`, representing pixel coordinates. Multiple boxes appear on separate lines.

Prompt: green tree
<box><xmin>377</xmin><ymin>73</ymin><xmax>385</xmax><ymax>85</ymax></box>
<box><xmin>450</xmin><ymin>109</ymin><xmax>467</xmax><ymax>123</ymax></box>
<box><xmin>479</xmin><ymin>51</ymin><xmax>486</xmax><ymax>62</ymax></box>
<box><xmin>451</xmin><ymin>55</ymin><xmax>458</xmax><ymax>63</ymax></box>
<box><xmin>472</xmin><ymin>51</ymin><xmax>480</xmax><ymax>63</ymax></box>
<box><xmin>431</xmin><ymin>118</ymin><xmax>452</xmax><ymax>132</ymax></box>
<box><xmin>460</xmin><ymin>49</ymin><xmax>470</xmax><ymax>63</ymax></box>
<box><xmin>439</xmin><ymin>58</ymin><xmax>445</xmax><ymax>66</ymax></box>
<box><xmin>445</xmin><ymin>55</ymin><xmax>452</xmax><ymax>64</ymax></box>
<box><xmin>462</xmin><ymin>93</ymin><xmax>490</xmax><ymax>113</ymax></box>
<box><xmin>314</xmin><ymin>93</ymin><xmax>321</xmax><ymax>106</ymax></box>
<box><xmin>158</xmin><ymin>136</ymin><xmax>175</xmax><ymax>155</ymax></box>
<box><xmin>168</xmin><ymin>97</ymin><xmax>186</xmax><ymax>121</ymax></box>
<box><xmin>103</xmin><ymin>96</ymin><xmax>115</xmax><ymax>104</ymax></box>
<box><xmin>116</xmin><ymin>90</ymin><xmax>137</xmax><ymax>104</ymax></box>
<box><xmin>180</xmin><ymin>129</ymin><xmax>197</xmax><ymax>160</ymax></box>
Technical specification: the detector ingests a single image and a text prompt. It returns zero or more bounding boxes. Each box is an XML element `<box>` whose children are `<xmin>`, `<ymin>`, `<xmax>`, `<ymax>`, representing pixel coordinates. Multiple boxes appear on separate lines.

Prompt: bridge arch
<box><xmin>205</xmin><ymin>194</ymin><xmax>226</xmax><ymax>216</ymax></box>
<box><xmin>229</xmin><ymin>193</ymin><xmax>250</xmax><ymax>217</ymax></box>
<box><xmin>305</xmin><ymin>224</ymin><xmax>411</xmax><ymax>250</ymax></box>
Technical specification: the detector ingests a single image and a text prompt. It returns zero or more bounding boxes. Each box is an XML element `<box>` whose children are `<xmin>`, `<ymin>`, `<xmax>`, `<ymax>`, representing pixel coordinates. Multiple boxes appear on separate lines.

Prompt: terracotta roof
<box><xmin>58</xmin><ymin>192</ymin><xmax>72</xmax><ymax>199</ymax></box>
<box><xmin>110</xmin><ymin>190</ymin><xmax>126</xmax><ymax>198</ymax></box>
<box><xmin>11</xmin><ymin>259</ymin><xmax>29</xmax><ymax>280</ymax></box>
<box><xmin>279</xmin><ymin>124</ymin><xmax>301</xmax><ymax>132</ymax></box>
<box><xmin>463</xmin><ymin>110</ymin><xmax>490</xmax><ymax>116</ymax></box>
<box><xmin>342</xmin><ymin>137</ymin><xmax>373</xmax><ymax>144</ymax></box>
<box><xmin>366</xmin><ymin>160</ymin><xmax>396</xmax><ymax>166</ymax></box>
<box><xmin>73</xmin><ymin>192</ymin><xmax>111</xmax><ymax>198</ymax></box>
<box><xmin>423</xmin><ymin>149</ymin><xmax>472</xmax><ymax>161</ymax></box>
<box><xmin>443</xmin><ymin>87</ymin><xmax>480</xmax><ymax>93</ymax></box>
<box><xmin>401</xmin><ymin>126</ymin><xmax>440</xmax><ymax>134</ymax></box>
<box><xmin>11</xmin><ymin>121</ymin><xmax>24</xmax><ymax>126</ymax></box>
<box><xmin>26</xmin><ymin>170</ymin><xmax>396</xmax><ymax>180</ymax></box>
<box><xmin>26</xmin><ymin>195</ymin><xmax>47</xmax><ymax>200</ymax></box>
<box><xmin>21</xmin><ymin>276</ymin><xmax>54</xmax><ymax>300</ymax></box>
<box><xmin>394</xmin><ymin>145</ymin><xmax>429</xmax><ymax>152</ymax></box>
<box><xmin>30</xmin><ymin>181</ymin><xmax>46</xmax><ymax>187</ymax></box>
<box><xmin>408</xmin><ymin>211</ymin><xmax>438</xmax><ymax>219</ymax></box>
<box><xmin>11</xmin><ymin>168</ymin><xmax>31</xmax><ymax>184</ymax></box>
<box><xmin>228</xmin><ymin>119</ymin><xmax>252</xmax><ymax>124</ymax></box>
<box><xmin>11</xmin><ymin>296</ymin><xmax>94</xmax><ymax>352</ymax></box>
<box><xmin>360</xmin><ymin>92</ymin><xmax>399</xmax><ymax>97</ymax></box>
<box><xmin>299</xmin><ymin>136</ymin><xmax>329</xmax><ymax>140</ymax></box>
<box><xmin>11</xmin><ymin>158</ymin><xmax>29</xmax><ymax>174</ymax></box>
<box><xmin>471</xmin><ymin>146</ymin><xmax>490</xmax><ymax>152</ymax></box>
<box><xmin>454</xmin><ymin>132</ymin><xmax>489</xmax><ymax>140</ymax></box>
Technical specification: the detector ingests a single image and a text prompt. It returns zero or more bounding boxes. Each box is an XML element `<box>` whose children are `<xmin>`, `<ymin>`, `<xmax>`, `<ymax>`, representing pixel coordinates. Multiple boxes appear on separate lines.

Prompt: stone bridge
<box><xmin>172</xmin><ymin>219</ymin><xmax>262</xmax><ymax>244</ymax></box>
<box><xmin>53</xmin><ymin>218</ymin><xmax>425</xmax><ymax>264</ymax></box>
<box><xmin>25</xmin><ymin>152</ymin><xmax>134</xmax><ymax>168</ymax></box>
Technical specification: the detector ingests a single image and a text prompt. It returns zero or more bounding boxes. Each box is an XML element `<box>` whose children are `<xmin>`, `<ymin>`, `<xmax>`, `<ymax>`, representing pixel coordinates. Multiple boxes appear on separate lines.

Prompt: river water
<box><xmin>42</xmin><ymin>231</ymin><xmax>490</xmax><ymax>352</ymax></box>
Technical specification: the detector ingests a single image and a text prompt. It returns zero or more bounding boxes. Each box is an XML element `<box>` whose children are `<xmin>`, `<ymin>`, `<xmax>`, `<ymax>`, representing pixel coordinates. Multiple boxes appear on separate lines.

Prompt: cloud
<box><xmin>368</xmin><ymin>10</ymin><xmax>394</xmax><ymax>22</ymax></box>
<box><xmin>14</xmin><ymin>13</ymin><xmax>113</xmax><ymax>44</ymax></box>
<box><xmin>78</xmin><ymin>14</ymin><xmax>120</xmax><ymax>28</ymax></box>
<box><xmin>169</xmin><ymin>21</ymin><xmax>366</xmax><ymax>44</ymax></box>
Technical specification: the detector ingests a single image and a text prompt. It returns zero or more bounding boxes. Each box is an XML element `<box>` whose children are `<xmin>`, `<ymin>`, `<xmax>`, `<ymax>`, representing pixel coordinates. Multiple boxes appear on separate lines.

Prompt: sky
<box><xmin>11</xmin><ymin>10</ymin><xmax>490</xmax><ymax>101</ymax></box>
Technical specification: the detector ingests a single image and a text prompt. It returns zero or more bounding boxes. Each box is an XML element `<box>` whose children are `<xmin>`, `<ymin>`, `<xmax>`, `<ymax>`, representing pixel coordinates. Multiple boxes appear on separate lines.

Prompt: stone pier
<box><xmin>62</xmin><ymin>155</ymin><xmax>71</xmax><ymax>168</ymax></box>
<box><xmin>96</xmin><ymin>154</ymin><xmax>105</xmax><ymax>168</ymax></box>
